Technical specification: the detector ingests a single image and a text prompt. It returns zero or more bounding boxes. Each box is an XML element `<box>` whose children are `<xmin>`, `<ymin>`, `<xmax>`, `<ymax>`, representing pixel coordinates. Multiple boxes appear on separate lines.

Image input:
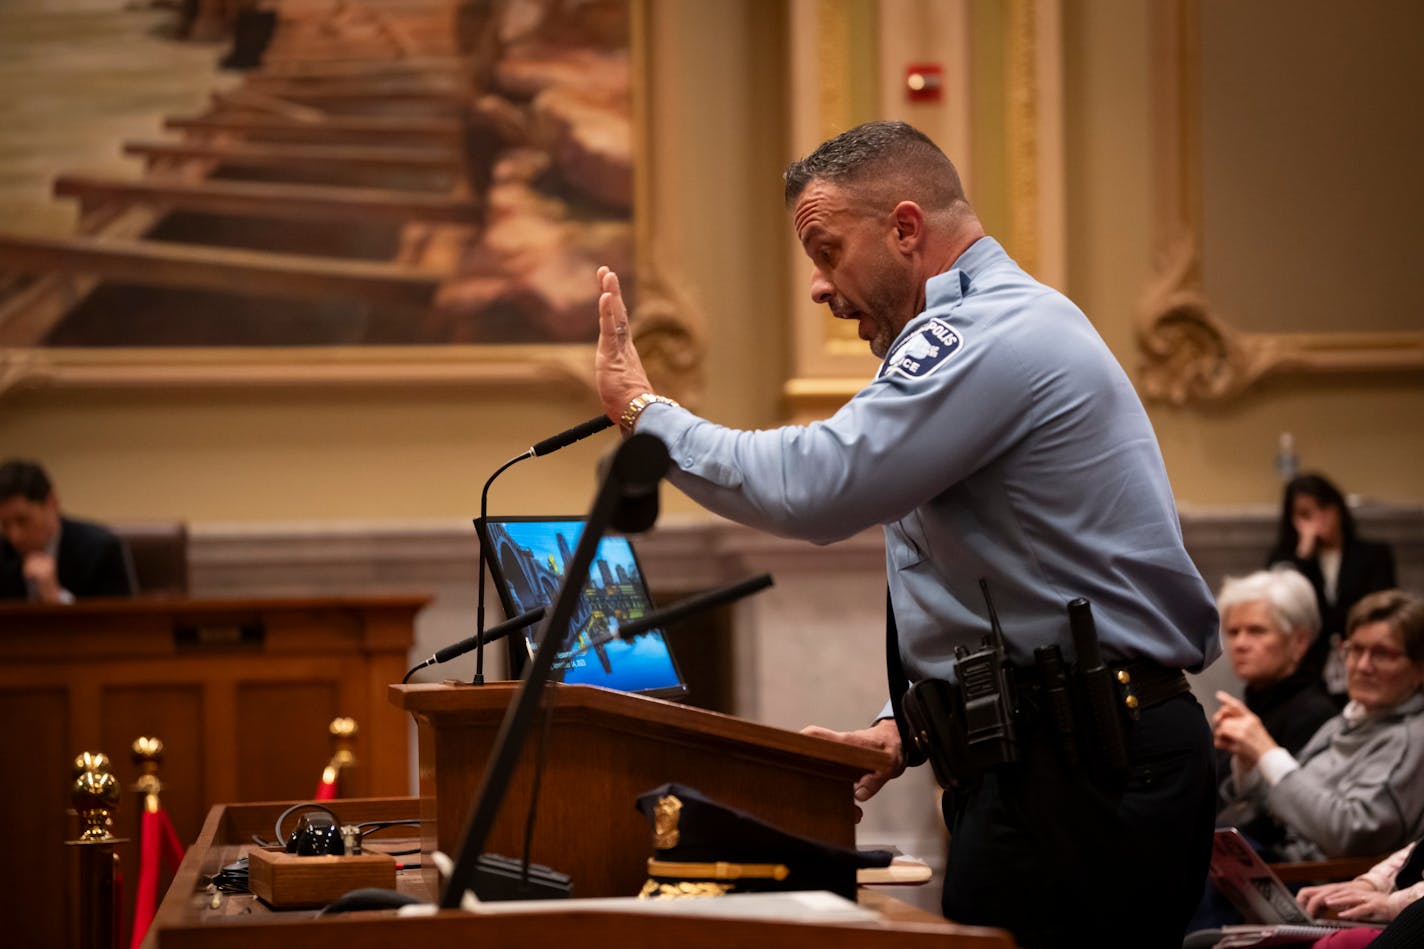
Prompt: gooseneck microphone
<box><xmin>531</xmin><ymin>415</ymin><xmax>614</xmax><ymax>457</ymax></box>
<box><xmin>615</xmin><ymin>573</ymin><xmax>774</xmax><ymax>641</ymax></box>
<box><xmin>403</xmin><ymin>607</ymin><xmax>546</xmax><ymax>684</ymax></box>
<box><xmin>473</xmin><ymin>414</ymin><xmax>616</xmax><ymax>684</ymax></box>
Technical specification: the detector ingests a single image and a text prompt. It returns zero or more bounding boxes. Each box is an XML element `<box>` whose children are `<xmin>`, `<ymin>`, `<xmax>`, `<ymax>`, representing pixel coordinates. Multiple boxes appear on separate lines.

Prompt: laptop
<box><xmin>476</xmin><ymin>515</ymin><xmax>688</xmax><ymax>700</ymax></box>
<box><xmin>1208</xmin><ymin>828</ymin><xmax>1385</xmax><ymax>938</ymax></box>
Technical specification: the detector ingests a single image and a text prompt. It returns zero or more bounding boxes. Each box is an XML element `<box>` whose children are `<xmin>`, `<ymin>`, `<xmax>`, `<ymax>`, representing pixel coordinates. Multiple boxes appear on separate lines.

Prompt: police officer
<box><xmin>594</xmin><ymin>121</ymin><xmax>1219</xmax><ymax>949</ymax></box>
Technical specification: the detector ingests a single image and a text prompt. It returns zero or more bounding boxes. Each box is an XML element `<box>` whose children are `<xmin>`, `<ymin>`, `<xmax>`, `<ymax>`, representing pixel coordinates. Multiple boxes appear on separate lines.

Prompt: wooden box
<box><xmin>246</xmin><ymin>847</ymin><xmax>397</xmax><ymax>908</ymax></box>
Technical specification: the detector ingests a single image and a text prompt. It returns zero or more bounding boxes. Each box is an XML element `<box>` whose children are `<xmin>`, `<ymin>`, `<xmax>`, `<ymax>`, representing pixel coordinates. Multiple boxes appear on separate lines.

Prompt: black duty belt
<box><xmin>1012</xmin><ymin>660</ymin><xmax>1190</xmax><ymax>717</ymax></box>
<box><xmin>1109</xmin><ymin>661</ymin><xmax>1192</xmax><ymax>713</ymax></box>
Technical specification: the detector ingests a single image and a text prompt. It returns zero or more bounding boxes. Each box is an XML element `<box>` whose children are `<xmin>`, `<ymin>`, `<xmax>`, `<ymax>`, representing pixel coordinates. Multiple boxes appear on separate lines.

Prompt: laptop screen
<box><xmin>477</xmin><ymin>516</ymin><xmax>687</xmax><ymax>699</ymax></box>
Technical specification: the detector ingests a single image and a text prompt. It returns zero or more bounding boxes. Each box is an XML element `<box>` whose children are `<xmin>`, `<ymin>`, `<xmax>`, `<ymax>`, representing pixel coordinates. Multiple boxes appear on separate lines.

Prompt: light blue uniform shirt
<box><xmin>637</xmin><ymin>237</ymin><xmax>1219</xmax><ymax>706</ymax></box>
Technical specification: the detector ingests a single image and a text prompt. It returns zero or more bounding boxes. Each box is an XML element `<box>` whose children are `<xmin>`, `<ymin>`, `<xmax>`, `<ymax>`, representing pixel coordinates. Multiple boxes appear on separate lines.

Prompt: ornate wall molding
<box><xmin>1140</xmin><ymin>0</ymin><xmax>1424</xmax><ymax>406</ymax></box>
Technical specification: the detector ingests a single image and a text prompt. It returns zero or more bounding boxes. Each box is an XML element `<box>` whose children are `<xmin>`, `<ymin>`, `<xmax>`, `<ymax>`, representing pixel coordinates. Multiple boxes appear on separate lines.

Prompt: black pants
<box><xmin>941</xmin><ymin>692</ymin><xmax>1216</xmax><ymax>949</ymax></box>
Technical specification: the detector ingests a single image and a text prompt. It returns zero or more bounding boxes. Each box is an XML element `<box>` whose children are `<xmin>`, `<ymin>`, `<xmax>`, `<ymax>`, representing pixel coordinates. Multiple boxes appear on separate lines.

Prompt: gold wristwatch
<box><xmin>620</xmin><ymin>393</ymin><xmax>680</xmax><ymax>433</ymax></box>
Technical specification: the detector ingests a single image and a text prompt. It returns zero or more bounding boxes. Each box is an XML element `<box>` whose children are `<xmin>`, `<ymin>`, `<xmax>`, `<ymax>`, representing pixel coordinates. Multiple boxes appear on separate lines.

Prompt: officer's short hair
<box><xmin>1346</xmin><ymin>590</ymin><xmax>1424</xmax><ymax>661</ymax></box>
<box><xmin>1217</xmin><ymin>567</ymin><xmax>1321</xmax><ymax>640</ymax></box>
<box><xmin>0</xmin><ymin>459</ymin><xmax>54</xmax><ymax>504</ymax></box>
<box><xmin>783</xmin><ymin>120</ymin><xmax>967</xmax><ymax>212</ymax></box>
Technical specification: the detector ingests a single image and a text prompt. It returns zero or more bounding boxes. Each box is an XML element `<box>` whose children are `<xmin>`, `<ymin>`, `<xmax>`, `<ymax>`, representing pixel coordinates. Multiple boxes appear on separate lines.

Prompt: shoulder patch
<box><xmin>880</xmin><ymin>318</ymin><xmax>965</xmax><ymax>380</ymax></box>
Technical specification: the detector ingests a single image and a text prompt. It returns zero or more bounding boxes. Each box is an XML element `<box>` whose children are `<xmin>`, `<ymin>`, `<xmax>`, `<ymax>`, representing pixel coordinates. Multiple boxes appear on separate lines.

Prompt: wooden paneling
<box><xmin>0</xmin><ymin>595</ymin><xmax>422</xmax><ymax>949</ymax></box>
<box><xmin>0</xmin><ymin>688</ymin><xmax>70</xmax><ymax>949</ymax></box>
<box><xmin>236</xmin><ymin>681</ymin><xmax>339</xmax><ymax>802</ymax></box>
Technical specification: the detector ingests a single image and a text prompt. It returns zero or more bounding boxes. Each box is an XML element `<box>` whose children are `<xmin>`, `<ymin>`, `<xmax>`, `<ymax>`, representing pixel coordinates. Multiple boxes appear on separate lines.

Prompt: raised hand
<box><xmin>594</xmin><ymin>266</ymin><xmax>654</xmax><ymax>424</ymax></box>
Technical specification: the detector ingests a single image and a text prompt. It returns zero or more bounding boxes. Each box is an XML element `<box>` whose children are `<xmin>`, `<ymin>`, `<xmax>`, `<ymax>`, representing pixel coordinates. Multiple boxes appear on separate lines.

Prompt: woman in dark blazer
<box><xmin>1267</xmin><ymin>472</ymin><xmax>1396</xmax><ymax>700</ymax></box>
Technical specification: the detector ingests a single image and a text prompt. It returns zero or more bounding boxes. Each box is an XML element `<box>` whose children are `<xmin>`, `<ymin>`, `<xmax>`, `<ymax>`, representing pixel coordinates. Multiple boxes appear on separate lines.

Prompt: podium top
<box><xmin>391</xmin><ymin>681</ymin><xmax>892</xmax><ymax>778</ymax></box>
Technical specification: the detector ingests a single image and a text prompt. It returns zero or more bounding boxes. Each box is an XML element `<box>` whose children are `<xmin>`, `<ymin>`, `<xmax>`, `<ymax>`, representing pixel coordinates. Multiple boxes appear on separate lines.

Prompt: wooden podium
<box><xmin>391</xmin><ymin>681</ymin><xmax>893</xmax><ymax>900</ymax></box>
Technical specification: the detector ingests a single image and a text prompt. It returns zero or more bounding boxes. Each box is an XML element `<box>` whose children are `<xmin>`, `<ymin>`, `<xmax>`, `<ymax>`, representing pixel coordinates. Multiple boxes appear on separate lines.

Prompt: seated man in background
<box><xmin>1216</xmin><ymin>567</ymin><xmax>1338</xmax><ymax>780</ymax></box>
<box><xmin>1215</xmin><ymin>590</ymin><xmax>1424</xmax><ymax>861</ymax></box>
<box><xmin>0</xmin><ymin>459</ymin><xmax>133</xmax><ymax>603</ymax></box>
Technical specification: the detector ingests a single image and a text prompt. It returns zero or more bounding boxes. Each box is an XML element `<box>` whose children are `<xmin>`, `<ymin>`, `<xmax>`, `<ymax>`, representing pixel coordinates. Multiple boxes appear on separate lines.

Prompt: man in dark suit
<box><xmin>0</xmin><ymin>459</ymin><xmax>133</xmax><ymax>602</ymax></box>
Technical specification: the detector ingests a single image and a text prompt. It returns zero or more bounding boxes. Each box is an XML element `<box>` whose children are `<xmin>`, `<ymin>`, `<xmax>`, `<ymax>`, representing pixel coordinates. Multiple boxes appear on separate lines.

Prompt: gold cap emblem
<box><xmin>653</xmin><ymin>793</ymin><xmax>682</xmax><ymax>849</ymax></box>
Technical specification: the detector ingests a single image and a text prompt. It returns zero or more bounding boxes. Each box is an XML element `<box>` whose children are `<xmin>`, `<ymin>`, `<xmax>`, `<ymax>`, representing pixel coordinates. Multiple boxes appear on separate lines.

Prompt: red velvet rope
<box><xmin>129</xmin><ymin>807</ymin><xmax>185</xmax><ymax>949</ymax></box>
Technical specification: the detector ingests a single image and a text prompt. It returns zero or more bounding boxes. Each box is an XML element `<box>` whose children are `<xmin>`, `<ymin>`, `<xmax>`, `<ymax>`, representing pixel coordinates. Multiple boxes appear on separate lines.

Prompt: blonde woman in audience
<box><xmin>1215</xmin><ymin>590</ymin><xmax>1424</xmax><ymax>861</ymax></box>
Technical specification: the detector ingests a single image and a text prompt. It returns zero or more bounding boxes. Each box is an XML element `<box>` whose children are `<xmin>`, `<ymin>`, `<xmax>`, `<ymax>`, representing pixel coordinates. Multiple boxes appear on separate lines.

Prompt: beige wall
<box><xmin>1062</xmin><ymin>0</ymin><xmax>1423</xmax><ymax>507</ymax></box>
<box><xmin>2</xmin><ymin>0</ymin><xmax>1419</xmax><ymax>526</ymax></box>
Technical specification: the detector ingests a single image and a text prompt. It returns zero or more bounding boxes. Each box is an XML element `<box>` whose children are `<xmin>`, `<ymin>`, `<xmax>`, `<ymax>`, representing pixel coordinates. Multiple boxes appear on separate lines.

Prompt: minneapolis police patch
<box><xmin>880</xmin><ymin>318</ymin><xmax>964</xmax><ymax>379</ymax></box>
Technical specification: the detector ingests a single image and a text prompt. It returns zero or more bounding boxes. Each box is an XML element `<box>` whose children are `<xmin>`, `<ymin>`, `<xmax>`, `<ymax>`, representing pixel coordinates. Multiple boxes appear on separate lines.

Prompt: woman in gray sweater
<box><xmin>1215</xmin><ymin>589</ymin><xmax>1424</xmax><ymax>861</ymax></box>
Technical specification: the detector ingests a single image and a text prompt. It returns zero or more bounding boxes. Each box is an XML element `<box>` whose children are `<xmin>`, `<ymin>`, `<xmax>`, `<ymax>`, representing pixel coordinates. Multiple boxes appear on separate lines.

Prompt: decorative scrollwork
<box><xmin>1138</xmin><ymin>234</ymin><xmax>1424</xmax><ymax>405</ymax></box>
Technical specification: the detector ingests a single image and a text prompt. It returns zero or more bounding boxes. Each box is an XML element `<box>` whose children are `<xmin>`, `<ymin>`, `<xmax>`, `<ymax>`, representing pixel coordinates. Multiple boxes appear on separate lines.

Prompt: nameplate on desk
<box><xmin>172</xmin><ymin>620</ymin><xmax>265</xmax><ymax>650</ymax></box>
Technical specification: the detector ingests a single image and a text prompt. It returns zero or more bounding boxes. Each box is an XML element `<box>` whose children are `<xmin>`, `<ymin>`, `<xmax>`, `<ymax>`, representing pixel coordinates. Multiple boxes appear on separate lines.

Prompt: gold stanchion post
<box><xmin>131</xmin><ymin>737</ymin><xmax>165</xmax><ymax>814</ymax></box>
<box><xmin>321</xmin><ymin>717</ymin><xmax>358</xmax><ymax>796</ymax></box>
<box><xmin>67</xmin><ymin>752</ymin><xmax>126</xmax><ymax>949</ymax></box>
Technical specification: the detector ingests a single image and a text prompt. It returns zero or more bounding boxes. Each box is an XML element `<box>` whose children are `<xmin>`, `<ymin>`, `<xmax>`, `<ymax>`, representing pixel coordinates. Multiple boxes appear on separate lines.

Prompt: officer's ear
<box><xmin>890</xmin><ymin>201</ymin><xmax>924</xmax><ymax>250</ymax></box>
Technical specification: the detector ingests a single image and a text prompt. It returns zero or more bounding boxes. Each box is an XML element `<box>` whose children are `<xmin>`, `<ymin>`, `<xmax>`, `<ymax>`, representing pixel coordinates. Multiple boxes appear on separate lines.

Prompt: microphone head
<box><xmin>531</xmin><ymin>414</ymin><xmax>615</xmax><ymax>458</ymax></box>
<box><xmin>609</xmin><ymin>433</ymin><xmax>669</xmax><ymax>534</ymax></box>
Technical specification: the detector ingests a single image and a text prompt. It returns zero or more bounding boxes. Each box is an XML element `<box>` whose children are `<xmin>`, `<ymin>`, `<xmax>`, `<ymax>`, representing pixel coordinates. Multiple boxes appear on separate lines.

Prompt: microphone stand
<box><xmin>440</xmin><ymin>433</ymin><xmax>669</xmax><ymax>908</ymax></box>
<box><xmin>474</xmin><ymin>451</ymin><xmax>532</xmax><ymax>685</ymax></box>
<box><xmin>472</xmin><ymin>415</ymin><xmax>614</xmax><ymax>685</ymax></box>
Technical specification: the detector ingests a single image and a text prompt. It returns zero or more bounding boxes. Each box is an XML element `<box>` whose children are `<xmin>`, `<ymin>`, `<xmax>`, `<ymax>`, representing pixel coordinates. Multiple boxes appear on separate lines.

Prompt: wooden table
<box><xmin>143</xmin><ymin>797</ymin><xmax>1018</xmax><ymax>948</ymax></box>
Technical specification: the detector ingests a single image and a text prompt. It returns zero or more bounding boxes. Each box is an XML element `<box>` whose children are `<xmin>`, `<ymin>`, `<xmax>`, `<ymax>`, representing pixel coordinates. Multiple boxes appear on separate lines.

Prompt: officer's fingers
<box><xmin>800</xmin><ymin>724</ymin><xmax>848</xmax><ymax>743</ymax></box>
<box><xmin>600</xmin><ymin>269</ymin><xmax>625</xmax><ymax>319</ymax></box>
<box><xmin>854</xmin><ymin>771</ymin><xmax>888</xmax><ymax>802</ymax></box>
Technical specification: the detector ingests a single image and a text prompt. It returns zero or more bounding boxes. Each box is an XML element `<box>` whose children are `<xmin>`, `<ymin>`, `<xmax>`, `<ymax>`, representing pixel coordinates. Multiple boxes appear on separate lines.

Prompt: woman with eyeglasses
<box><xmin>1214</xmin><ymin>589</ymin><xmax>1424</xmax><ymax>861</ymax></box>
